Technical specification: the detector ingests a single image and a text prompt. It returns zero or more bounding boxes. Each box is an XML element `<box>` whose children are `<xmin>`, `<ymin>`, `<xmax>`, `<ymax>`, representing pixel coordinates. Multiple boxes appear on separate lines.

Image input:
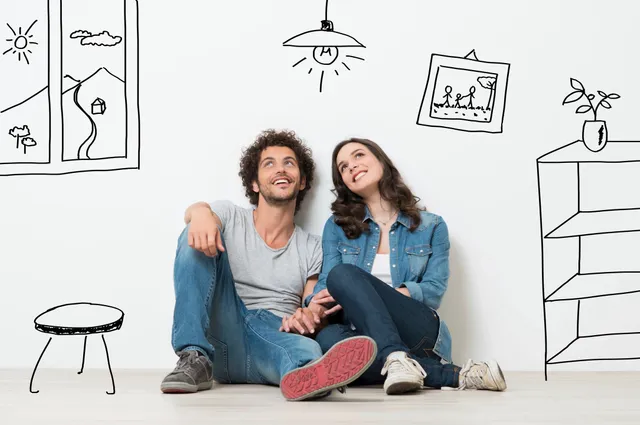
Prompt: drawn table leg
<box><xmin>78</xmin><ymin>335</ymin><xmax>88</xmax><ymax>374</ymax></box>
<box><xmin>101</xmin><ymin>334</ymin><xmax>116</xmax><ymax>395</ymax></box>
<box><xmin>29</xmin><ymin>336</ymin><xmax>52</xmax><ymax>394</ymax></box>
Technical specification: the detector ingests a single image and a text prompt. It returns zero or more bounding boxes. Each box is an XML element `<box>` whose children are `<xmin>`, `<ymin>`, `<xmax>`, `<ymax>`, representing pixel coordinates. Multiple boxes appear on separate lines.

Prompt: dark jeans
<box><xmin>315</xmin><ymin>263</ymin><xmax>460</xmax><ymax>388</ymax></box>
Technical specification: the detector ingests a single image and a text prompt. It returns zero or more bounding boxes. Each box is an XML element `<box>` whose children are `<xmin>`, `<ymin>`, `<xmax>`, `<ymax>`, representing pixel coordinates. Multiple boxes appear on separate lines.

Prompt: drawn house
<box><xmin>91</xmin><ymin>97</ymin><xmax>106</xmax><ymax>115</ymax></box>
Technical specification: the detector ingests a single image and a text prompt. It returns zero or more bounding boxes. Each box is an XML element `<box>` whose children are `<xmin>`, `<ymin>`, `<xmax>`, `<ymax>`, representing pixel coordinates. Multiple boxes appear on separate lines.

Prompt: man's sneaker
<box><xmin>160</xmin><ymin>350</ymin><xmax>214</xmax><ymax>393</ymax></box>
<box><xmin>457</xmin><ymin>359</ymin><xmax>507</xmax><ymax>391</ymax></box>
<box><xmin>280</xmin><ymin>336</ymin><xmax>376</xmax><ymax>401</ymax></box>
<box><xmin>381</xmin><ymin>351</ymin><xmax>426</xmax><ymax>395</ymax></box>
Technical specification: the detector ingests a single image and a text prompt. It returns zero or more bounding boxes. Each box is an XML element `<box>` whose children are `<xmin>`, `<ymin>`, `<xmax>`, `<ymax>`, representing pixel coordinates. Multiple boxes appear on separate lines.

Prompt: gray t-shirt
<box><xmin>209</xmin><ymin>200</ymin><xmax>322</xmax><ymax>317</ymax></box>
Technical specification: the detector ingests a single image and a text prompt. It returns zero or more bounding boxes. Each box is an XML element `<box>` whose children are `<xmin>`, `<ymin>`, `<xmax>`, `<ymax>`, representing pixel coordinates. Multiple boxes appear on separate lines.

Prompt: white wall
<box><xmin>1</xmin><ymin>0</ymin><xmax>639</xmax><ymax>373</ymax></box>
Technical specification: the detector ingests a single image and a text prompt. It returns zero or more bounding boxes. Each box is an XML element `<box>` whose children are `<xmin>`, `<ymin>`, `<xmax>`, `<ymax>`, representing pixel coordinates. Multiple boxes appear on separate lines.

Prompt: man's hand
<box><xmin>187</xmin><ymin>205</ymin><xmax>224</xmax><ymax>257</ymax></box>
<box><xmin>310</xmin><ymin>289</ymin><xmax>343</xmax><ymax>315</ymax></box>
<box><xmin>396</xmin><ymin>287</ymin><xmax>411</xmax><ymax>297</ymax></box>
<box><xmin>279</xmin><ymin>308</ymin><xmax>322</xmax><ymax>335</ymax></box>
<box><xmin>307</xmin><ymin>300</ymin><xmax>327</xmax><ymax>320</ymax></box>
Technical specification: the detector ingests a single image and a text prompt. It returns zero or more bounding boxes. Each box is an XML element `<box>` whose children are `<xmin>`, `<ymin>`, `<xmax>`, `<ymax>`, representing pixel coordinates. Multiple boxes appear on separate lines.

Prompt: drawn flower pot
<box><xmin>582</xmin><ymin>120</ymin><xmax>608</xmax><ymax>152</ymax></box>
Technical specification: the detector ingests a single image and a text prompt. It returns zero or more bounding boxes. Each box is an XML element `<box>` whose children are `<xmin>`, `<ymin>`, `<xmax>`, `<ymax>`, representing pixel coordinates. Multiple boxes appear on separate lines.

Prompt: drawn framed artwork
<box><xmin>416</xmin><ymin>50</ymin><xmax>510</xmax><ymax>133</ymax></box>
<box><xmin>0</xmin><ymin>0</ymin><xmax>140</xmax><ymax>176</ymax></box>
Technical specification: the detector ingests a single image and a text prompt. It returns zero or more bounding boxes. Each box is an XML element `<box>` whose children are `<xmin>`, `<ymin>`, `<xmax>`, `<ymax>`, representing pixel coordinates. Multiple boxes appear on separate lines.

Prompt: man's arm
<box><xmin>184</xmin><ymin>201</ymin><xmax>223</xmax><ymax>228</ymax></box>
<box><xmin>183</xmin><ymin>201</ymin><xmax>226</xmax><ymax>257</ymax></box>
<box><xmin>302</xmin><ymin>274</ymin><xmax>319</xmax><ymax>304</ymax></box>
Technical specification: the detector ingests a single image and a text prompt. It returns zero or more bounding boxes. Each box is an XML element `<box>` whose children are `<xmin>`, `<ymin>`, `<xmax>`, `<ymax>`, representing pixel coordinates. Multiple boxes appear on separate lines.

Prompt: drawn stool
<box><xmin>29</xmin><ymin>302</ymin><xmax>125</xmax><ymax>395</ymax></box>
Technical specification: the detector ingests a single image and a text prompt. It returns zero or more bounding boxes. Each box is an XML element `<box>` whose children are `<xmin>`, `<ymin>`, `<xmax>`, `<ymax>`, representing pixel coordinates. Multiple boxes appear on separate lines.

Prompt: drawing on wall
<box><xmin>416</xmin><ymin>50</ymin><xmax>510</xmax><ymax>133</ymax></box>
<box><xmin>562</xmin><ymin>77</ymin><xmax>620</xmax><ymax>153</ymax></box>
<box><xmin>30</xmin><ymin>302</ymin><xmax>125</xmax><ymax>395</ymax></box>
<box><xmin>538</xmin><ymin>91</ymin><xmax>640</xmax><ymax>381</ymax></box>
<box><xmin>283</xmin><ymin>0</ymin><xmax>365</xmax><ymax>93</ymax></box>
<box><xmin>0</xmin><ymin>0</ymin><xmax>140</xmax><ymax>176</ymax></box>
<box><xmin>0</xmin><ymin>2</ymin><xmax>50</xmax><ymax>168</ymax></box>
<box><xmin>3</xmin><ymin>19</ymin><xmax>39</xmax><ymax>64</ymax></box>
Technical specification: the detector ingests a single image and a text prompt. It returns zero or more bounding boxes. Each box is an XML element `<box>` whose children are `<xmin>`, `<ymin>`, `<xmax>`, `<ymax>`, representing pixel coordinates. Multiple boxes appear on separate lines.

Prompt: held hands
<box><xmin>279</xmin><ymin>307</ymin><xmax>323</xmax><ymax>335</ymax></box>
<box><xmin>279</xmin><ymin>289</ymin><xmax>343</xmax><ymax>335</ymax></box>
<box><xmin>310</xmin><ymin>289</ymin><xmax>343</xmax><ymax>315</ymax></box>
<box><xmin>188</xmin><ymin>207</ymin><xmax>224</xmax><ymax>257</ymax></box>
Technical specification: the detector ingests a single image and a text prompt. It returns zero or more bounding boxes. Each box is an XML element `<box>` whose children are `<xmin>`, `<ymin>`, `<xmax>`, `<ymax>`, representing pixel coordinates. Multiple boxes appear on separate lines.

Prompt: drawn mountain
<box><xmin>62</xmin><ymin>67</ymin><xmax>126</xmax><ymax>161</ymax></box>
<box><xmin>1</xmin><ymin>67</ymin><xmax>126</xmax><ymax>163</ymax></box>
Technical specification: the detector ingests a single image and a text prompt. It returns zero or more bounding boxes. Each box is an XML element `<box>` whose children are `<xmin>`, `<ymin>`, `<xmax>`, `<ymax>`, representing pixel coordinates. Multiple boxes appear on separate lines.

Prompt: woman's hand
<box><xmin>310</xmin><ymin>289</ymin><xmax>343</xmax><ymax>315</ymax></box>
<box><xmin>279</xmin><ymin>308</ymin><xmax>322</xmax><ymax>335</ymax></box>
<box><xmin>396</xmin><ymin>287</ymin><xmax>411</xmax><ymax>297</ymax></box>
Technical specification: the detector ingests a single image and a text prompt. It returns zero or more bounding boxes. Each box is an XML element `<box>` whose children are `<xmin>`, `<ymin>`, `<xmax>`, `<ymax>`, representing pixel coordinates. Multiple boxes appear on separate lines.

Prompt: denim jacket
<box><xmin>305</xmin><ymin>207</ymin><xmax>453</xmax><ymax>363</ymax></box>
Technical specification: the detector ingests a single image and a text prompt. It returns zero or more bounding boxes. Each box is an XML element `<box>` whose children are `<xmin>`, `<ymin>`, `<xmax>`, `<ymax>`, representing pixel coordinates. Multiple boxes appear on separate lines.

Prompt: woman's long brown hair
<box><xmin>330</xmin><ymin>138</ymin><xmax>425</xmax><ymax>239</ymax></box>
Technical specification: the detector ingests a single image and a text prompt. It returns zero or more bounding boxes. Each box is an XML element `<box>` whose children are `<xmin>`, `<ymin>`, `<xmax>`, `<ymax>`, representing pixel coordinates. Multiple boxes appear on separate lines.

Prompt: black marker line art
<box><xmin>417</xmin><ymin>50</ymin><xmax>510</xmax><ymax>133</ymax></box>
<box><xmin>0</xmin><ymin>1</ymin><xmax>50</xmax><ymax>168</ymax></box>
<box><xmin>0</xmin><ymin>0</ymin><xmax>140</xmax><ymax>176</ymax></box>
<box><xmin>283</xmin><ymin>0</ymin><xmax>365</xmax><ymax>93</ymax></box>
<box><xmin>537</xmin><ymin>132</ymin><xmax>640</xmax><ymax>379</ymax></box>
<box><xmin>30</xmin><ymin>302</ymin><xmax>125</xmax><ymax>395</ymax></box>
<box><xmin>70</xmin><ymin>29</ymin><xmax>122</xmax><ymax>47</ymax></box>
<box><xmin>562</xmin><ymin>77</ymin><xmax>620</xmax><ymax>153</ymax></box>
<box><xmin>2</xmin><ymin>19</ymin><xmax>39</xmax><ymax>64</ymax></box>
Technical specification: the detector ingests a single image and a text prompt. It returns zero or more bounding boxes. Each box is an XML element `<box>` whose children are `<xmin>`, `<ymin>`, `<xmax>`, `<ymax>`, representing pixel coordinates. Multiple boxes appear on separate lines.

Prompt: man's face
<box><xmin>252</xmin><ymin>146</ymin><xmax>306</xmax><ymax>207</ymax></box>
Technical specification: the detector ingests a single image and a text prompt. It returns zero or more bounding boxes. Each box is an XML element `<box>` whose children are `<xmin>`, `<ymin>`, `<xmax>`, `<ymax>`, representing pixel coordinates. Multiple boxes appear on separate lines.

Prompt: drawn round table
<box><xmin>29</xmin><ymin>302</ymin><xmax>125</xmax><ymax>395</ymax></box>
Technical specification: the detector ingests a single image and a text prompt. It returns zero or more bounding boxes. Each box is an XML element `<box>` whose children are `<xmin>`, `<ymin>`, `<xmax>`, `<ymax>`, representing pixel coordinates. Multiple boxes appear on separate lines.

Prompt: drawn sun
<box><xmin>3</xmin><ymin>20</ymin><xmax>39</xmax><ymax>64</ymax></box>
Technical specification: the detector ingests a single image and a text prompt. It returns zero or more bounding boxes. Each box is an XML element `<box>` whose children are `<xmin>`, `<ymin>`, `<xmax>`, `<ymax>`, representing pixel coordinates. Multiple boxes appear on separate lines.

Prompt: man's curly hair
<box><xmin>238</xmin><ymin>129</ymin><xmax>316</xmax><ymax>214</ymax></box>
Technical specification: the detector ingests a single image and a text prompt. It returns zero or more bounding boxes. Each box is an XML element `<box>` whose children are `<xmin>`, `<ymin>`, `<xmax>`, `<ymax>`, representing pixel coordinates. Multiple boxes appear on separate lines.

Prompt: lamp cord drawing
<box><xmin>283</xmin><ymin>0</ymin><xmax>365</xmax><ymax>92</ymax></box>
<box><xmin>29</xmin><ymin>302</ymin><xmax>124</xmax><ymax>395</ymax></box>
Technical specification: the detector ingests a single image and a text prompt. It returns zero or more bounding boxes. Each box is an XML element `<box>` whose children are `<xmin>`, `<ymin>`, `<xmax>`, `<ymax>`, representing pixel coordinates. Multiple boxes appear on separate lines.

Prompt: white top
<box><xmin>371</xmin><ymin>253</ymin><xmax>393</xmax><ymax>286</ymax></box>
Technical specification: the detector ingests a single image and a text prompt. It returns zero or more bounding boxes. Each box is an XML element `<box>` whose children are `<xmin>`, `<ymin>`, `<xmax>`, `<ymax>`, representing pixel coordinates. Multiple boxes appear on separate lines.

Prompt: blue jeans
<box><xmin>315</xmin><ymin>263</ymin><xmax>460</xmax><ymax>388</ymax></box>
<box><xmin>170</xmin><ymin>225</ymin><xmax>323</xmax><ymax>385</ymax></box>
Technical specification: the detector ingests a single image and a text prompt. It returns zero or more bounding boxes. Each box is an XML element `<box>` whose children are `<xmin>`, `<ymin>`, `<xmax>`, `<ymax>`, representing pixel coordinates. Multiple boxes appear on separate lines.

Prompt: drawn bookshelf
<box><xmin>537</xmin><ymin>140</ymin><xmax>640</xmax><ymax>380</ymax></box>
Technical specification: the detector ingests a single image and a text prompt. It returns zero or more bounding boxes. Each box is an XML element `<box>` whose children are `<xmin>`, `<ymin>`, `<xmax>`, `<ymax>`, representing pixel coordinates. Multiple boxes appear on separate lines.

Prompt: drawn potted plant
<box><xmin>562</xmin><ymin>78</ymin><xmax>620</xmax><ymax>152</ymax></box>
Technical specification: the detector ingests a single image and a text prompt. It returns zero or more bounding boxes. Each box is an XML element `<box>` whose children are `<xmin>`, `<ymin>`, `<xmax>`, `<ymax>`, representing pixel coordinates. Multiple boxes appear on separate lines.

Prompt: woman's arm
<box><xmin>303</xmin><ymin>217</ymin><xmax>343</xmax><ymax>307</ymax></box>
<box><xmin>399</xmin><ymin>218</ymin><xmax>450</xmax><ymax>310</ymax></box>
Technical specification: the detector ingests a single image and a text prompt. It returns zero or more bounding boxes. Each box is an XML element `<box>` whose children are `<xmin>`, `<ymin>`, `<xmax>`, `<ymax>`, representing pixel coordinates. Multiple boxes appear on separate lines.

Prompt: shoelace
<box><xmin>457</xmin><ymin>360</ymin><xmax>485</xmax><ymax>390</ymax></box>
<box><xmin>176</xmin><ymin>351</ymin><xmax>201</xmax><ymax>369</ymax></box>
<box><xmin>381</xmin><ymin>354</ymin><xmax>427</xmax><ymax>379</ymax></box>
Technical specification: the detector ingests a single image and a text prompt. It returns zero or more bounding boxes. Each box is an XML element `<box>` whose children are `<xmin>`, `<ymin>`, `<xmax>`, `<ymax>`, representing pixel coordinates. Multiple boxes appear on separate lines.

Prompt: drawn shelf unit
<box><xmin>537</xmin><ymin>140</ymin><xmax>640</xmax><ymax>379</ymax></box>
<box><xmin>0</xmin><ymin>0</ymin><xmax>139</xmax><ymax>176</ymax></box>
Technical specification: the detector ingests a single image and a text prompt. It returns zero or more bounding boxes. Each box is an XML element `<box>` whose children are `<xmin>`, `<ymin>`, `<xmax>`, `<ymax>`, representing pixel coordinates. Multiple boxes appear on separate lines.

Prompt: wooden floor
<box><xmin>2</xmin><ymin>369</ymin><xmax>640</xmax><ymax>424</ymax></box>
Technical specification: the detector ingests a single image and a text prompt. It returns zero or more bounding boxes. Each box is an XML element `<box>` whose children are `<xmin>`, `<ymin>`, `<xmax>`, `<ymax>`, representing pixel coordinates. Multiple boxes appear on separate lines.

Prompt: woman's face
<box><xmin>335</xmin><ymin>142</ymin><xmax>384</xmax><ymax>198</ymax></box>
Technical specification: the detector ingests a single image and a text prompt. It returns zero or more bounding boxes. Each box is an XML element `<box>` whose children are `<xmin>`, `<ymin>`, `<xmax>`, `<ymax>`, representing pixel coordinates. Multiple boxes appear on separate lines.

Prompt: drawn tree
<box><xmin>9</xmin><ymin>125</ymin><xmax>31</xmax><ymax>149</ymax></box>
<box><xmin>21</xmin><ymin>137</ymin><xmax>37</xmax><ymax>154</ymax></box>
<box><xmin>477</xmin><ymin>76</ymin><xmax>497</xmax><ymax>110</ymax></box>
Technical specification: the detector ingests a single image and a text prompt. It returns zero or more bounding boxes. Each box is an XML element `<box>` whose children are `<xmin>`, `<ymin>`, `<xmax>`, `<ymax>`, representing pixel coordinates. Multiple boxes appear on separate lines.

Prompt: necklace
<box><xmin>372</xmin><ymin>210</ymin><xmax>397</xmax><ymax>226</ymax></box>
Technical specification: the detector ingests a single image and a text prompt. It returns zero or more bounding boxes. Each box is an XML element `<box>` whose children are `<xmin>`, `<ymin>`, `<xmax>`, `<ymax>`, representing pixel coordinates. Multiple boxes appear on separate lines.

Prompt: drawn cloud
<box><xmin>70</xmin><ymin>30</ymin><xmax>92</xmax><ymax>39</ymax></box>
<box><xmin>70</xmin><ymin>30</ymin><xmax>122</xmax><ymax>47</ymax></box>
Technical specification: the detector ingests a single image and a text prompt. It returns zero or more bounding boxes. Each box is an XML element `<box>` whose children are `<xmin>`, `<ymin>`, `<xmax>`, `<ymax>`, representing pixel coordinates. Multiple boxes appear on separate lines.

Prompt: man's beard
<box><xmin>259</xmin><ymin>182</ymin><xmax>300</xmax><ymax>206</ymax></box>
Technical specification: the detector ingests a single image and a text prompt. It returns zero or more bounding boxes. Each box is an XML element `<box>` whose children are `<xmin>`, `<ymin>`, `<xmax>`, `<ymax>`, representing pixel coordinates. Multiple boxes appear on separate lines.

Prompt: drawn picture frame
<box><xmin>416</xmin><ymin>51</ymin><xmax>510</xmax><ymax>133</ymax></box>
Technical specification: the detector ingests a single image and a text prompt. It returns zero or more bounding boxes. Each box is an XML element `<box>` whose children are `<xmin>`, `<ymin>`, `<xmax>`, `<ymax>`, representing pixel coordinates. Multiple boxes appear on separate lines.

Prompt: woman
<box><xmin>299</xmin><ymin>137</ymin><xmax>506</xmax><ymax>395</ymax></box>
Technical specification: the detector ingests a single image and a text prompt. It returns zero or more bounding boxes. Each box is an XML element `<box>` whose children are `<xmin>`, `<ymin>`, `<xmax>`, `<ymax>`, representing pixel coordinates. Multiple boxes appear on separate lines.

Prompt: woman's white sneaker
<box><xmin>457</xmin><ymin>359</ymin><xmax>507</xmax><ymax>391</ymax></box>
<box><xmin>381</xmin><ymin>351</ymin><xmax>426</xmax><ymax>395</ymax></box>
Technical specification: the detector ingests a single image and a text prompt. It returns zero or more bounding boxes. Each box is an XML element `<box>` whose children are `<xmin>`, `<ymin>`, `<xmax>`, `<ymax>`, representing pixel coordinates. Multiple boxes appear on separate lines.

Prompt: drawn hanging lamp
<box><xmin>283</xmin><ymin>0</ymin><xmax>365</xmax><ymax>92</ymax></box>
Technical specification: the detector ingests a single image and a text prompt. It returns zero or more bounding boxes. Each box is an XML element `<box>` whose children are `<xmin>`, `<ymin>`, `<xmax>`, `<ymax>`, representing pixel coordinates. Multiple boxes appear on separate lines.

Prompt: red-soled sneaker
<box><xmin>280</xmin><ymin>336</ymin><xmax>377</xmax><ymax>401</ymax></box>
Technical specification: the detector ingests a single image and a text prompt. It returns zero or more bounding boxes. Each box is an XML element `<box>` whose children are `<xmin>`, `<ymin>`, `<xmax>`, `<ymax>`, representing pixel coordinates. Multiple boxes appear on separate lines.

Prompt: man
<box><xmin>161</xmin><ymin>129</ymin><xmax>376</xmax><ymax>401</ymax></box>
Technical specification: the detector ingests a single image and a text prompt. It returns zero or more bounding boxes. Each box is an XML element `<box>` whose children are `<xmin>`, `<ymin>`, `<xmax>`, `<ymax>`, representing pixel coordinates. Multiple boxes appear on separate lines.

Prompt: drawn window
<box><xmin>0</xmin><ymin>0</ymin><xmax>139</xmax><ymax>176</ymax></box>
